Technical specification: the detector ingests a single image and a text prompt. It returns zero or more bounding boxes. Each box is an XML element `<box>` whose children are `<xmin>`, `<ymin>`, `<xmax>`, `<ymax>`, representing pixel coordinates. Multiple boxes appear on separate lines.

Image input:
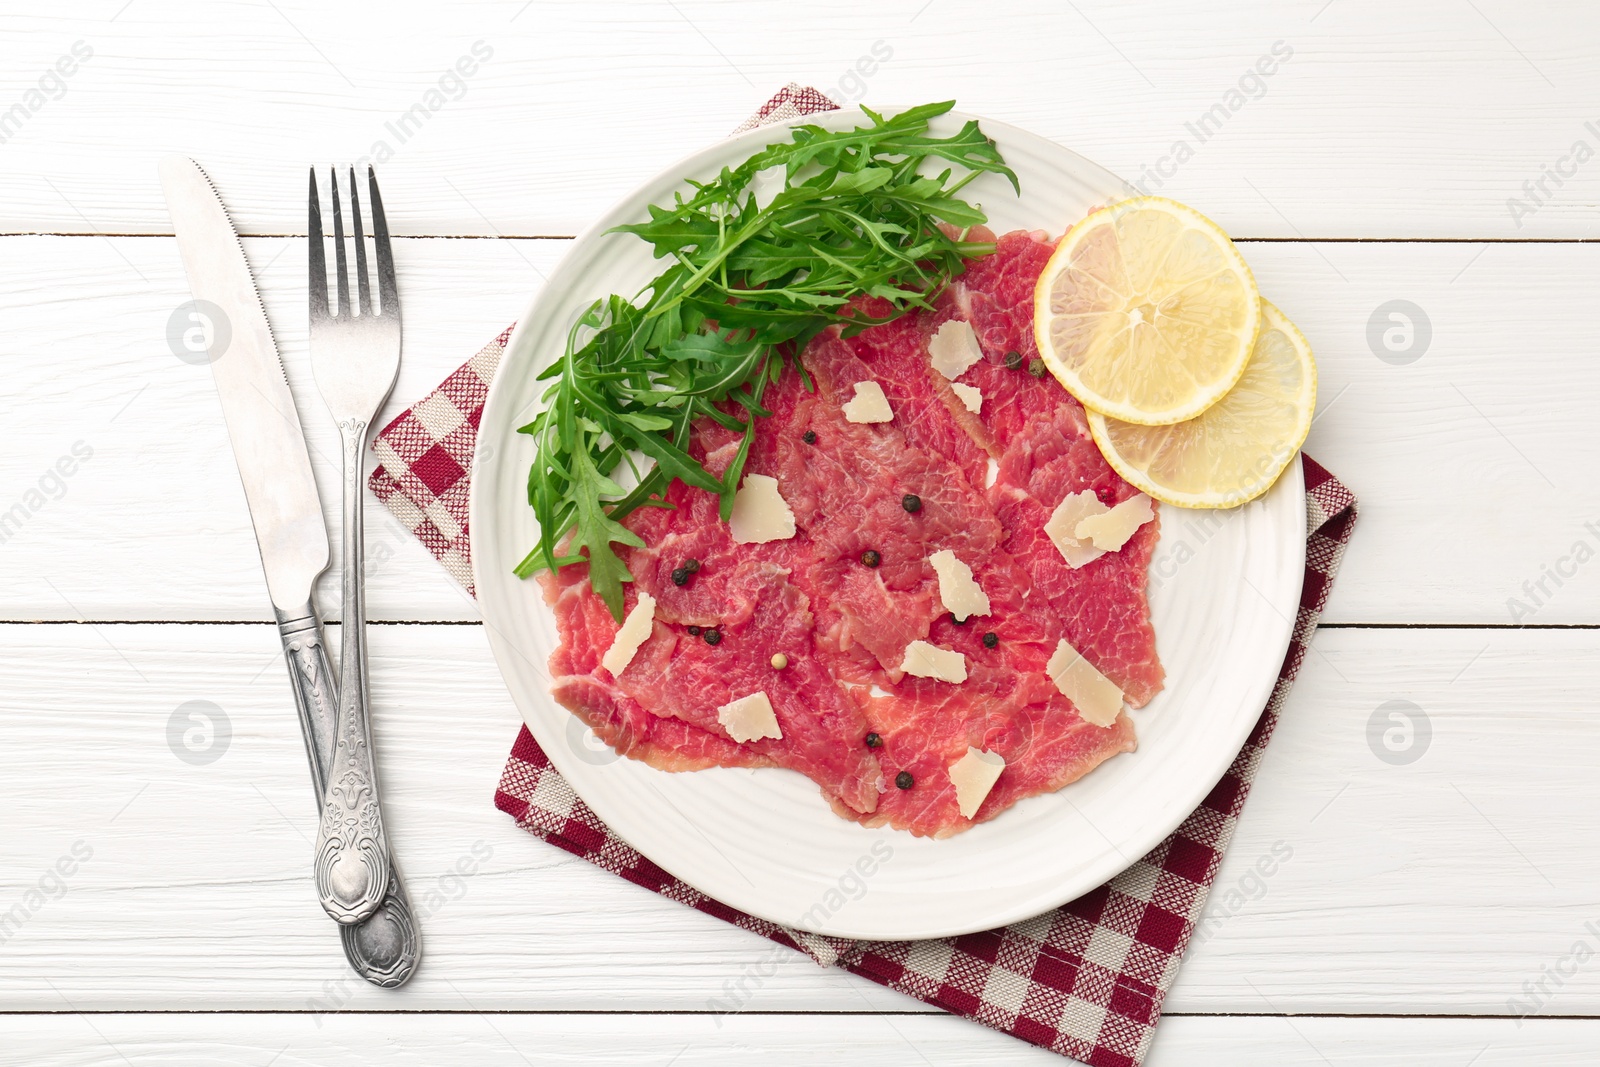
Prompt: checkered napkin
<box><xmin>368</xmin><ymin>86</ymin><xmax>1360</xmax><ymax>1067</ymax></box>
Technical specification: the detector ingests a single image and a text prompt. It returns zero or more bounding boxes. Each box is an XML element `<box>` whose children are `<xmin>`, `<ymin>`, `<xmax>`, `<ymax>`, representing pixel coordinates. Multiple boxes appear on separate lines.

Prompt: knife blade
<box><xmin>158</xmin><ymin>156</ymin><xmax>326</xmax><ymax>612</ymax></box>
<box><xmin>158</xmin><ymin>157</ymin><xmax>419</xmax><ymax>986</ymax></box>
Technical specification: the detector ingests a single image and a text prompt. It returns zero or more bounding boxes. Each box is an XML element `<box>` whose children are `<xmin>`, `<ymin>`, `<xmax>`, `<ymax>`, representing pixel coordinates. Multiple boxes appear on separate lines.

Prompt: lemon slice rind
<box><xmin>1034</xmin><ymin>197</ymin><xmax>1261</xmax><ymax>426</ymax></box>
<box><xmin>1087</xmin><ymin>299</ymin><xmax>1317</xmax><ymax>509</ymax></box>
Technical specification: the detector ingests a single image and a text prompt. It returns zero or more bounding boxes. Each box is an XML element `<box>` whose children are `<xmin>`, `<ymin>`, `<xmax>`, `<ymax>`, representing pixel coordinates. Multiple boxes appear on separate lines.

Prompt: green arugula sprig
<box><xmin>515</xmin><ymin>101</ymin><xmax>1017</xmax><ymax>620</ymax></box>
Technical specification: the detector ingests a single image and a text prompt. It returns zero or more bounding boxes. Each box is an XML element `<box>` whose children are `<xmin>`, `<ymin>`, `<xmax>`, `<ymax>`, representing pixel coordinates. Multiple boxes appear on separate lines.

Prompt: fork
<box><xmin>308</xmin><ymin>167</ymin><xmax>402</xmax><ymax>926</ymax></box>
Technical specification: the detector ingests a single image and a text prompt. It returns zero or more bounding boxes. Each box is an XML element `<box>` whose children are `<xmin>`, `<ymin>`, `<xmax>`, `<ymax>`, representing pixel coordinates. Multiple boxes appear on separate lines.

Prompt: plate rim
<box><xmin>470</xmin><ymin>105</ymin><xmax>1308</xmax><ymax>939</ymax></box>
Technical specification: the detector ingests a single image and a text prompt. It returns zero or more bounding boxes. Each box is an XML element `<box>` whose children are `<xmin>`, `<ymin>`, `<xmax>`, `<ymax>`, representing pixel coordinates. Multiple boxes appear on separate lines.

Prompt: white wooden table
<box><xmin>3</xmin><ymin>2</ymin><xmax>1597</xmax><ymax>1062</ymax></box>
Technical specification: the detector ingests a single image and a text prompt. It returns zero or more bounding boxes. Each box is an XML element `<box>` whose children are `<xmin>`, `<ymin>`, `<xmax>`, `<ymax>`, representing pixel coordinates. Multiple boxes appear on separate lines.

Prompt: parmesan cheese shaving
<box><xmin>717</xmin><ymin>691</ymin><xmax>783</xmax><ymax>743</ymax></box>
<box><xmin>600</xmin><ymin>592</ymin><xmax>656</xmax><ymax>677</ymax></box>
<box><xmin>727</xmin><ymin>473</ymin><xmax>796</xmax><ymax>544</ymax></box>
<box><xmin>950</xmin><ymin>381</ymin><xmax>983</xmax><ymax>413</ymax></box>
<box><xmin>949</xmin><ymin>746</ymin><xmax>1005</xmax><ymax>819</ymax></box>
<box><xmin>928</xmin><ymin>549</ymin><xmax>990</xmax><ymax>621</ymax></box>
<box><xmin>899</xmin><ymin>640</ymin><xmax>967</xmax><ymax>683</ymax></box>
<box><xmin>1044</xmin><ymin>490</ymin><xmax>1109</xmax><ymax>569</ymax></box>
<box><xmin>1075</xmin><ymin>493</ymin><xmax>1154</xmax><ymax>552</ymax></box>
<box><xmin>928</xmin><ymin>319</ymin><xmax>984</xmax><ymax>380</ymax></box>
<box><xmin>1046</xmin><ymin>639</ymin><xmax>1124</xmax><ymax>727</ymax></box>
<box><xmin>841</xmin><ymin>380</ymin><xmax>893</xmax><ymax>423</ymax></box>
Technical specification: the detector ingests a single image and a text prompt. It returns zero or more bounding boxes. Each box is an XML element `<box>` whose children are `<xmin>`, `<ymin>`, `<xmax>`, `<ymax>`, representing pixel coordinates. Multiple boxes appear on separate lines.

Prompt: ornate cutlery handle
<box><xmin>277</xmin><ymin>610</ymin><xmax>340</xmax><ymax>790</ymax></box>
<box><xmin>314</xmin><ymin>420</ymin><xmax>393</xmax><ymax>926</ymax></box>
<box><xmin>278</xmin><ymin>607</ymin><xmax>420</xmax><ymax>985</ymax></box>
<box><xmin>340</xmin><ymin>868</ymin><xmax>420</xmax><ymax>987</ymax></box>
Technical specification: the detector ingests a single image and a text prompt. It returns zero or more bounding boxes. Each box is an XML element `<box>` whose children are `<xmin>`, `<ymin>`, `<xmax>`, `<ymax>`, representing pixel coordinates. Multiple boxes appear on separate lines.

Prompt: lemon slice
<box><xmin>1034</xmin><ymin>197</ymin><xmax>1261</xmax><ymax>425</ymax></box>
<box><xmin>1087</xmin><ymin>300</ymin><xmax>1316</xmax><ymax>509</ymax></box>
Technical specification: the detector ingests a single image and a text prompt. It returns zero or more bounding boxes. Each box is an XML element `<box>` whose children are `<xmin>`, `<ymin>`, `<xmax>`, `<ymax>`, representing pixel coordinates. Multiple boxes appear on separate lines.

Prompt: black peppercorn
<box><xmin>1004</xmin><ymin>350</ymin><xmax>1023</xmax><ymax>370</ymax></box>
<box><xmin>983</xmin><ymin>631</ymin><xmax>999</xmax><ymax>649</ymax></box>
<box><xmin>901</xmin><ymin>494</ymin><xmax>922</xmax><ymax>513</ymax></box>
<box><xmin>684</xmin><ymin>558</ymin><xmax>701</xmax><ymax>573</ymax></box>
<box><xmin>803</xmin><ymin>430</ymin><xmax>817</xmax><ymax>444</ymax></box>
<box><xmin>703</xmin><ymin>628</ymin><xmax>722</xmax><ymax>646</ymax></box>
<box><xmin>671</xmin><ymin>567</ymin><xmax>689</xmax><ymax>586</ymax></box>
<box><xmin>687</xmin><ymin>625</ymin><xmax>702</xmax><ymax>636</ymax></box>
<box><xmin>895</xmin><ymin>771</ymin><xmax>914</xmax><ymax>790</ymax></box>
<box><xmin>860</xmin><ymin>549</ymin><xmax>881</xmax><ymax>568</ymax></box>
<box><xmin>1027</xmin><ymin>357</ymin><xmax>1047</xmax><ymax>379</ymax></box>
<box><xmin>865</xmin><ymin>732</ymin><xmax>883</xmax><ymax>749</ymax></box>
<box><xmin>950</xmin><ymin>612</ymin><xmax>967</xmax><ymax>626</ymax></box>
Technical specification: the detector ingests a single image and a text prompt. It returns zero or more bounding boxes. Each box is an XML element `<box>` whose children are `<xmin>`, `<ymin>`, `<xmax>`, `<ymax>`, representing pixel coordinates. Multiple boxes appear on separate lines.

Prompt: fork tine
<box><xmin>307</xmin><ymin>168</ymin><xmax>329</xmax><ymax>322</ymax></box>
<box><xmin>348</xmin><ymin>166</ymin><xmax>371</xmax><ymax>318</ymax></box>
<box><xmin>367</xmin><ymin>167</ymin><xmax>398</xmax><ymax>321</ymax></box>
<box><xmin>330</xmin><ymin>168</ymin><xmax>350</xmax><ymax>320</ymax></box>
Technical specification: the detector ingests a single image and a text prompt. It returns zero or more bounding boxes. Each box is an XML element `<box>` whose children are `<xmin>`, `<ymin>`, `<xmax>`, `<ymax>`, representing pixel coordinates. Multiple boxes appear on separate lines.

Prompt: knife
<box><xmin>158</xmin><ymin>156</ymin><xmax>420</xmax><ymax>987</ymax></box>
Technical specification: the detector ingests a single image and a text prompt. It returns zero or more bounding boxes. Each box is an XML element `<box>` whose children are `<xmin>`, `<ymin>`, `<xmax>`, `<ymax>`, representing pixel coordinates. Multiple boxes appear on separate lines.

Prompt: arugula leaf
<box><xmin>517</xmin><ymin>102</ymin><xmax>1017</xmax><ymax>619</ymax></box>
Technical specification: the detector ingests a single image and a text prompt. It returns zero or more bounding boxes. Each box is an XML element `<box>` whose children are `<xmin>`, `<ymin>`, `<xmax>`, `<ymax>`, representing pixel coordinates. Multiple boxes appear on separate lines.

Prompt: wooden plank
<box><xmin>0</xmin><ymin>234</ymin><xmax>551</xmax><ymax>624</ymax></box>
<box><xmin>1166</xmin><ymin>620</ymin><xmax>1600</xmax><ymax>1015</ymax></box>
<box><xmin>0</xmin><ymin>235</ymin><xmax>1592</xmax><ymax>625</ymax></box>
<box><xmin>1</xmin><ymin>2</ymin><xmax>1599</xmax><ymax>238</ymax></box>
<box><xmin>0</xmin><ymin>621</ymin><xmax>911</xmax><ymax>1014</ymax></box>
<box><xmin>0</xmin><ymin>623</ymin><xmax>1595</xmax><ymax>1015</ymax></box>
<box><xmin>0</xmin><ymin>1012</ymin><xmax>1591</xmax><ymax>1066</ymax></box>
<box><xmin>1250</xmin><ymin>239</ymin><xmax>1599</xmax><ymax>626</ymax></box>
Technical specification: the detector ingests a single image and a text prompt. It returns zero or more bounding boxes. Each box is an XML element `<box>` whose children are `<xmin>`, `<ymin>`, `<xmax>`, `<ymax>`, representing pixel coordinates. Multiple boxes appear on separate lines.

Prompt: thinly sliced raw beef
<box><xmin>541</xmin><ymin>565</ymin><xmax>770</xmax><ymax>772</ymax></box>
<box><xmin>540</xmin><ymin>228</ymin><xmax>1163</xmax><ymax>836</ymax></box>
<box><xmin>590</xmin><ymin>480</ymin><xmax>884</xmax><ymax>815</ymax></box>
<box><xmin>942</xmin><ymin>228</ymin><xmax>1166</xmax><ymax>705</ymax></box>
<box><xmin>990</xmin><ymin>406</ymin><xmax>1165</xmax><ymax>706</ymax></box>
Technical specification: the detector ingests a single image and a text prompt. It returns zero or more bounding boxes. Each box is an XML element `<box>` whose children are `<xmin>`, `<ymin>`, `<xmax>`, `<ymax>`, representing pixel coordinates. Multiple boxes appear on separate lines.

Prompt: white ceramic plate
<box><xmin>470</xmin><ymin>108</ymin><xmax>1306</xmax><ymax>941</ymax></box>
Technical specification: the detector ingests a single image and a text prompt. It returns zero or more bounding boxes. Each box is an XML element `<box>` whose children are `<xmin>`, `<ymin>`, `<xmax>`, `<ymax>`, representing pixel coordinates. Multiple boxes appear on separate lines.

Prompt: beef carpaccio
<box><xmin>540</xmin><ymin>228</ymin><xmax>1164</xmax><ymax>837</ymax></box>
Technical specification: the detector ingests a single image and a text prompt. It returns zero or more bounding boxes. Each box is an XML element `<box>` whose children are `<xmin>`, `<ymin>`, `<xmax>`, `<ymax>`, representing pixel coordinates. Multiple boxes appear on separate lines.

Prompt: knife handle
<box><xmin>277</xmin><ymin>606</ymin><xmax>420</xmax><ymax>986</ymax></box>
<box><xmin>278</xmin><ymin>610</ymin><xmax>339</xmax><ymax>790</ymax></box>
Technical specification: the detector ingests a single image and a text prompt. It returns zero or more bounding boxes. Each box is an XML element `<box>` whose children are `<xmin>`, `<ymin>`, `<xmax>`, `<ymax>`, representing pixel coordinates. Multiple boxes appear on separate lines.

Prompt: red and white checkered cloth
<box><xmin>368</xmin><ymin>86</ymin><xmax>1359</xmax><ymax>1067</ymax></box>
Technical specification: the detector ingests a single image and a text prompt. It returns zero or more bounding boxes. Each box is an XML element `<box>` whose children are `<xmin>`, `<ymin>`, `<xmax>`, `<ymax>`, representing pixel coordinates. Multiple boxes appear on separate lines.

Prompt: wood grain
<box><xmin>5</xmin><ymin>2</ymin><xmax>1599</xmax><ymax>1055</ymax></box>
<box><xmin>0</xmin><ymin>623</ymin><xmax>1593</xmax><ymax>1017</ymax></box>
<box><xmin>0</xmin><ymin>2</ymin><xmax>1598</xmax><ymax>238</ymax></box>
<box><xmin>0</xmin><ymin>236</ymin><xmax>1594</xmax><ymax>625</ymax></box>
<box><xmin>0</xmin><ymin>1012</ymin><xmax>1591</xmax><ymax>1066</ymax></box>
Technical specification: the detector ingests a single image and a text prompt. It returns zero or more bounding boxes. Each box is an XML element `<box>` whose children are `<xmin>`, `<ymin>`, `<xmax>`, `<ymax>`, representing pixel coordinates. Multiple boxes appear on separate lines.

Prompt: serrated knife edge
<box><xmin>158</xmin><ymin>156</ymin><xmax>328</xmax><ymax>611</ymax></box>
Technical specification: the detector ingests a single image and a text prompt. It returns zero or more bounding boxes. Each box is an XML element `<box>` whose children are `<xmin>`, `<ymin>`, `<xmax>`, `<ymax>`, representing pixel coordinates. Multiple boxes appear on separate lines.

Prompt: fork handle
<box><xmin>314</xmin><ymin>418</ymin><xmax>394</xmax><ymax>925</ymax></box>
<box><xmin>277</xmin><ymin>606</ymin><xmax>420</xmax><ymax>985</ymax></box>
